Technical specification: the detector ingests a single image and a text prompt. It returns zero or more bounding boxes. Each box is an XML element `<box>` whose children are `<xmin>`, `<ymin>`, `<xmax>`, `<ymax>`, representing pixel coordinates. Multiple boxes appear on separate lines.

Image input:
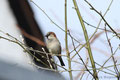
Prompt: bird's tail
<box><xmin>57</xmin><ymin>56</ymin><xmax>65</xmax><ymax>66</ymax></box>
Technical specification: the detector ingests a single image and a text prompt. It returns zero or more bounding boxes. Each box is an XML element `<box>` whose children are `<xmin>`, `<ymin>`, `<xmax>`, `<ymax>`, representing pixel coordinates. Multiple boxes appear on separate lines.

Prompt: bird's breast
<box><xmin>47</xmin><ymin>40</ymin><xmax>61</xmax><ymax>54</ymax></box>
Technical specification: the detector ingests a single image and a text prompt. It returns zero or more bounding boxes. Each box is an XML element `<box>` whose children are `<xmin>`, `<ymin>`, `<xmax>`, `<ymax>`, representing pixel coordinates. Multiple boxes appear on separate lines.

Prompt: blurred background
<box><xmin>0</xmin><ymin>0</ymin><xmax>120</xmax><ymax>80</ymax></box>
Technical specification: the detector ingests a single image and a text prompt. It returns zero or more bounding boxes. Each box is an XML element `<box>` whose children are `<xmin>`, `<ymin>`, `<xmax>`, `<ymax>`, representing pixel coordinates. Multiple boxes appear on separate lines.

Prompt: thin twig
<box><xmin>84</xmin><ymin>0</ymin><xmax>120</xmax><ymax>39</ymax></box>
<box><xmin>64</xmin><ymin>0</ymin><xmax>73</xmax><ymax>80</ymax></box>
<box><xmin>69</xmin><ymin>31</ymin><xmax>93</xmax><ymax>77</ymax></box>
<box><xmin>105</xmin><ymin>26</ymin><xmax>120</xmax><ymax>79</ymax></box>
<box><xmin>0</xmin><ymin>35</ymin><xmax>50</xmax><ymax>68</ymax></box>
<box><xmin>83</xmin><ymin>20</ymin><xmax>111</xmax><ymax>32</ymax></box>
<box><xmin>42</xmin><ymin>48</ymin><xmax>53</xmax><ymax>69</ymax></box>
<box><xmin>97</xmin><ymin>46</ymin><xmax>119</xmax><ymax>73</ymax></box>
<box><xmin>30</xmin><ymin>0</ymin><xmax>65</xmax><ymax>31</ymax></box>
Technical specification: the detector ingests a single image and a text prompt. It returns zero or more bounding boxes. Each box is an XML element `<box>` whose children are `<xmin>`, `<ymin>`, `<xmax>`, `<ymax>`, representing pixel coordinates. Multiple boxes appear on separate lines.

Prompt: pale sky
<box><xmin>0</xmin><ymin>0</ymin><xmax>119</xmax><ymax>80</ymax></box>
<box><xmin>30</xmin><ymin>0</ymin><xmax>120</xmax><ymax>80</ymax></box>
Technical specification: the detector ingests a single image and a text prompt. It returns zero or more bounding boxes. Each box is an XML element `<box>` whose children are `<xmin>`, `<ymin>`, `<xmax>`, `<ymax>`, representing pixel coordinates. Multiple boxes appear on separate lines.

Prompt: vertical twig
<box><xmin>72</xmin><ymin>0</ymin><xmax>98</xmax><ymax>79</ymax></box>
<box><xmin>65</xmin><ymin>0</ymin><xmax>73</xmax><ymax>80</ymax></box>
<box><xmin>105</xmin><ymin>27</ymin><xmax>120</xmax><ymax>79</ymax></box>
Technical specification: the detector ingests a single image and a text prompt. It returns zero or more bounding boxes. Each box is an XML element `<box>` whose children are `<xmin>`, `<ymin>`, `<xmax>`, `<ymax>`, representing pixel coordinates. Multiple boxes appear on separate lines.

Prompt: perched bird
<box><xmin>45</xmin><ymin>32</ymin><xmax>65</xmax><ymax>66</ymax></box>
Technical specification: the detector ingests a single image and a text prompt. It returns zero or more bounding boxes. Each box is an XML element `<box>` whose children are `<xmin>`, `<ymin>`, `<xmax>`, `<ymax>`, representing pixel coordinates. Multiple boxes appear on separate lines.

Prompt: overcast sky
<box><xmin>29</xmin><ymin>0</ymin><xmax>120</xmax><ymax>80</ymax></box>
<box><xmin>0</xmin><ymin>0</ymin><xmax>117</xmax><ymax>80</ymax></box>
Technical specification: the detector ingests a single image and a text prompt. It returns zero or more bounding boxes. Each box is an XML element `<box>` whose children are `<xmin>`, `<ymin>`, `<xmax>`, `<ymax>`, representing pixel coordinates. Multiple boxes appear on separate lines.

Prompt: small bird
<box><xmin>45</xmin><ymin>32</ymin><xmax>65</xmax><ymax>66</ymax></box>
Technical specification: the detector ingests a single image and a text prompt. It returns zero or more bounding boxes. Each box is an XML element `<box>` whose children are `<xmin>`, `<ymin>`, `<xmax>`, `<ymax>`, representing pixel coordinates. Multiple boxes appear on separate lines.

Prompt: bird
<box><xmin>45</xmin><ymin>32</ymin><xmax>65</xmax><ymax>66</ymax></box>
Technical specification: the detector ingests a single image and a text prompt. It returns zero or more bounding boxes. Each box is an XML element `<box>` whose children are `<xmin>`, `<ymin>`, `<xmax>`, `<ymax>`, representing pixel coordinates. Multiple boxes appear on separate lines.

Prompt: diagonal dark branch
<box><xmin>68</xmin><ymin>31</ymin><xmax>94</xmax><ymax>77</ymax></box>
<box><xmin>84</xmin><ymin>0</ymin><xmax>120</xmax><ymax>39</ymax></box>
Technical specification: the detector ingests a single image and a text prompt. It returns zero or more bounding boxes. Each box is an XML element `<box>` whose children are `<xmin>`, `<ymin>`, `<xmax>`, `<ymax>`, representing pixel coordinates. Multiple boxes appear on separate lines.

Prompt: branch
<box><xmin>72</xmin><ymin>0</ymin><xmax>98</xmax><ymax>79</ymax></box>
<box><xmin>84</xmin><ymin>0</ymin><xmax>120</xmax><ymax>39</ymax></box>
<box><xmin>105</xmin><ymin>26</ymin><xmax>120</xmax><ymax>79</ymax></box>
<box><xmin>65</xmin><ymin>0</ymin><xmax>73</xmax><ymax>80</ymax></box>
